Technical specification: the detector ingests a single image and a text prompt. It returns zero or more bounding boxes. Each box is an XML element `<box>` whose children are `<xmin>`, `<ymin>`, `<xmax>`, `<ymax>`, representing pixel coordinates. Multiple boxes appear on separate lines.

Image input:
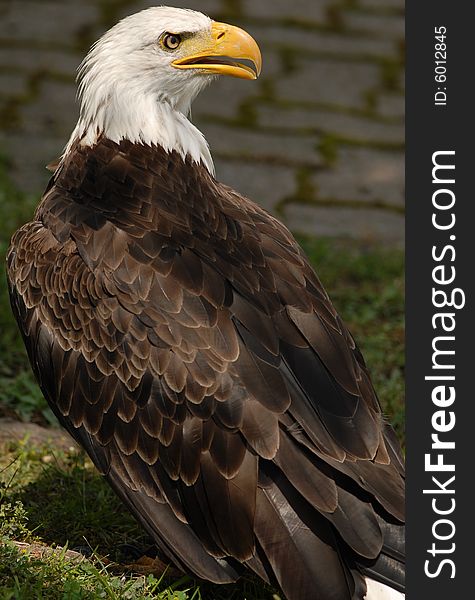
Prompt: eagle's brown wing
<box><xmin>7</xmin><ymin>140</ymin><xmax>404</xmax><ymax>600</ymax></box>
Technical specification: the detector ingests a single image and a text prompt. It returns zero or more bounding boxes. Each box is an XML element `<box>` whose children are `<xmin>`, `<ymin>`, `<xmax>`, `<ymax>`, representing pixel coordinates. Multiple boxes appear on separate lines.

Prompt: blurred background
<box><xmin>0</xmin><ymin>2</ymin><xmax>405</xmax><ymax>596</ymax></box>
<box><xmin>0</xmin><ymin>0</ymin><xmax>404</xmax><ymax>243</ymax></box>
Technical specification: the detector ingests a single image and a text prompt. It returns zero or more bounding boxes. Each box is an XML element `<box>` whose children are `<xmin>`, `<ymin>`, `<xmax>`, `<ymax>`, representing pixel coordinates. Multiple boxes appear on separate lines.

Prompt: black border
<box><xmin>406</xmin><ymin>4</ymin><xmax>472</xmax><ymax>597</ymax></box>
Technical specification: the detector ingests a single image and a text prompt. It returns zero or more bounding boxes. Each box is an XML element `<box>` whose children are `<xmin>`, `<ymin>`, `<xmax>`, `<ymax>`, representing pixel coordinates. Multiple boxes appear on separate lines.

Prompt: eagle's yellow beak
<box><xmin>172</xmin><ymin>22</ymin><xmax>262</xmax><ymax>80</ymax></box>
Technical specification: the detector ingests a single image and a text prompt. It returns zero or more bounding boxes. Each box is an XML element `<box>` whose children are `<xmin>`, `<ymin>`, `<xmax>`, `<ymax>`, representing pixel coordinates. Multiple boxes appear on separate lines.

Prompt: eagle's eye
<box><xmin>162</xmin><ymin>33</ymin><xmax>182</xmax><ymax>50</ymax></box>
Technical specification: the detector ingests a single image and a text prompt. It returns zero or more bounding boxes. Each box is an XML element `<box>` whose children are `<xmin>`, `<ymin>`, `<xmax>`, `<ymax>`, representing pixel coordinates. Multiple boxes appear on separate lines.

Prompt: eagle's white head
<box><xmin>65</xmin><ymin>6</ymin><xmax>262</xmax><ymax>174</ymax></box>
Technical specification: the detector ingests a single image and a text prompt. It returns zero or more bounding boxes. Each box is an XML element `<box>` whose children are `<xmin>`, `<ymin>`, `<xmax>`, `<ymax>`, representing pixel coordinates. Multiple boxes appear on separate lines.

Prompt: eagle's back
<box><xmin>7</xmin><ymin>139</ymin><xmax>405</xmax><ymax>600</ymax></box>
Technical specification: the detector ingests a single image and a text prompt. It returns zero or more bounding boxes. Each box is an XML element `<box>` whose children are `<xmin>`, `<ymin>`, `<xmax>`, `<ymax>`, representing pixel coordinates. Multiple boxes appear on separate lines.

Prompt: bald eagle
<box><xmin>7</xmin><ymin>7</ymin><xmax>404</xmax><ymax>600</ymax></box>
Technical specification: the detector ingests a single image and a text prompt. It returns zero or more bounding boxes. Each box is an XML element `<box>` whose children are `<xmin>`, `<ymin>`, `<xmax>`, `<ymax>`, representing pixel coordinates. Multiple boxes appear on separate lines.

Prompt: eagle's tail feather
<box><xmin>359</xmin><ymin>516</ymin><xmax>405</xmax><ymax>594</ymax></box>
<box><xmin>251</xmin><ymin>480</ymin><xmax>366</xmax><ymax>600</ymax></box>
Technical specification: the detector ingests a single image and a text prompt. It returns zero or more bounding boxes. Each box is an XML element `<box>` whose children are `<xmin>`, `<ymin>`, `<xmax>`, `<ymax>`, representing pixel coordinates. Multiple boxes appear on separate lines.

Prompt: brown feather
<box><xmin>7</xmin><ymin>138</ymin><xmax>404</xmax><ymax>598</ymax></box>
<box><xmin>275</xmin><ymin>431</ymin><xmax>338</xmax><ymax>513</ymax></box>
<box><xmin>209</xmin><ymin>428</ymin><xmax>247</xmax><ymax>479</ymax></box>
<box><xmin>255</xmin><ymin>483</ymin><xmax>357</xmax><ymax>600</ymax></box>
<box><xmin>241</xmin><ymin>399</ymin><xmax>279</xmax><ymax>460</ymax></box>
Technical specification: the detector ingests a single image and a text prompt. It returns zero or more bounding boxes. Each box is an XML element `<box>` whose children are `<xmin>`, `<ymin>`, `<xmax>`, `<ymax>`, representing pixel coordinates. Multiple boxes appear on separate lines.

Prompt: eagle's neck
<box><xmin>63</xmin><ymin>90</ymin><xmax>214</xmax><ymax>175</ymax></box>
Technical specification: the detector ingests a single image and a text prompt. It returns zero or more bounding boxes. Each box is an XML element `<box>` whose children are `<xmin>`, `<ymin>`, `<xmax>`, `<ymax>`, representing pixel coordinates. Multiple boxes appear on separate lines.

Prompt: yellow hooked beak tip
<box><xmin>172</xmin><ymin>21</ymin><xmax>262</xmax><ymax>80</ymax></box>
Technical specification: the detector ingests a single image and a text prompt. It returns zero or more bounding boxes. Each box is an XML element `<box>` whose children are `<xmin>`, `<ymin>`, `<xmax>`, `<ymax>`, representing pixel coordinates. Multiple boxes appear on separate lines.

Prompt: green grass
<box><xmin>0</xmin><ymin>158</ymin><xmax>404</xmax><ymax>599</ymax></box>
<box><xmin>0</xmin><ymin>537</ymin><xmax>186</xmax><ymax>600</ymax></box>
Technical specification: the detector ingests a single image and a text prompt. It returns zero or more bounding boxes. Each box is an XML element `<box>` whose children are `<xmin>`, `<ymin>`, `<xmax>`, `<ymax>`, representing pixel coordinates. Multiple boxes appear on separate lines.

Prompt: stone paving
<box><xmin>0</xmin><ymin>0</ymin><xmax>405</xmax><ymax>245</ymax></box>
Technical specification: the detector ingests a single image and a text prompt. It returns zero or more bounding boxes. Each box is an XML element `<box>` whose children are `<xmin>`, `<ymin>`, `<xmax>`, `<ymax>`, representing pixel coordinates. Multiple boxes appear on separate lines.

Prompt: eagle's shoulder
<box><xmin>7</xmin><ymin>140</ymin><xmax>404</xmax><ymax>593</ymax></box>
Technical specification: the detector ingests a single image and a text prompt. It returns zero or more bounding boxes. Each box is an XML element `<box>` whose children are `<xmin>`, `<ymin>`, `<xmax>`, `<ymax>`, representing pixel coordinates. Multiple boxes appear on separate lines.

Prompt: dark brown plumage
<box><xmin>7</xmin><ymin>138</ymin><xmax>405</xmax><ymax>599</ymax></box>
